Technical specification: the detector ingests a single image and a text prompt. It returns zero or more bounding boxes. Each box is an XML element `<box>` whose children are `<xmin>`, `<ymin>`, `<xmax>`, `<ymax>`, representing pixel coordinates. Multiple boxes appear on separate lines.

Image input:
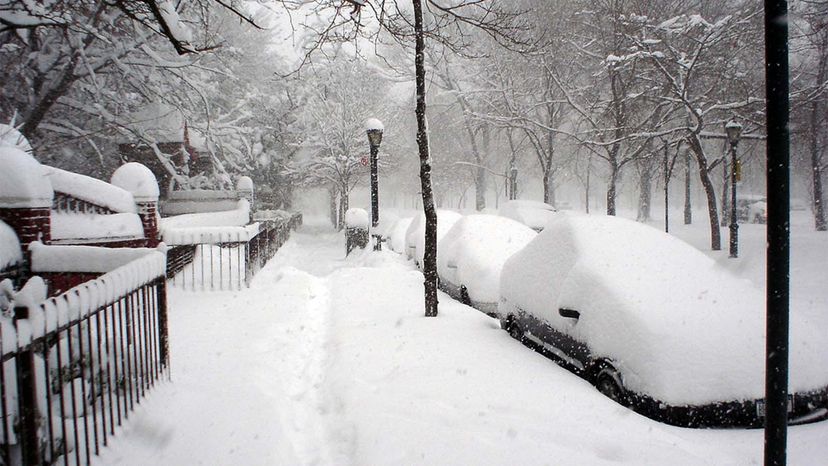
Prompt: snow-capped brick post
<box><xmin>111</xmin><ymin>162</ymin><xmax>161</xmax><ymax>247</ymax></box>
<box><xmin>344</xmin><ymin>208</ymin><xmax>370</xmax><ymax>255</ymax></box>
<box><xmin>237</xmin><ymin>175</ymin><xmax>254</xmax><ymax>210</ymax></box>
<box><xmin>0</xmin><ymin>147</ymin><xmax>53</xmax><ymax>253</ymax></box>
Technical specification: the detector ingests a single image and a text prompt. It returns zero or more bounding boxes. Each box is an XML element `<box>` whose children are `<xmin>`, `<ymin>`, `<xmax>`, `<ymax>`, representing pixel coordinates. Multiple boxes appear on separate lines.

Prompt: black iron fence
<box><xmin>0</xmin><ymin>257</ymin><xmax>167</xmax><ymax>466</ymax></box>
<box><xmin>165</xmin><ymin>213</ymin><xmax>302</xmax><ymax>291</ymax></box>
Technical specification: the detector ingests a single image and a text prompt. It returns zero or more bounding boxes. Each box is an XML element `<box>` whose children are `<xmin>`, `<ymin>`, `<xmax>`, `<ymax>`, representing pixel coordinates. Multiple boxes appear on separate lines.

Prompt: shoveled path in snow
<box><xmin>96</xmin><ymin>221</ymin><xmax>828</xmax><ymax>466</ymax></box>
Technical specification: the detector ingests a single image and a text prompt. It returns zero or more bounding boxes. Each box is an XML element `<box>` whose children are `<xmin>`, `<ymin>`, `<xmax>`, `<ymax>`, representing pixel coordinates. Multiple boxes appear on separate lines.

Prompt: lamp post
<box><xmin>365</xmin><ymin>118</ymin><xmax>384</xmax><ymax>247</ymax></box>
<box><xmin>725</xmin><ymin>119</ymin><xmax>743</xmax><ymax>258</ymax></box>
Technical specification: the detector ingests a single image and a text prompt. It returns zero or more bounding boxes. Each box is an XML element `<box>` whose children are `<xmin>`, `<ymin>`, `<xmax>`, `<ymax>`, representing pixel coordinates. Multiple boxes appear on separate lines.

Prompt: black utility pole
<box><xmin>664</xmin><ymin>141</ymin><xmax>670</xmax><ymax>233</ymax></box>
<box><xmin>764</xmin><ymin>2</ymin><xmax>790</xmax><ymax>465</ymax></box>
<box><xmin>725</xmin><ymin>120</ymin><xmax>742</xmax><ymax>258</ymax></box>
<box><xmin>365</xmin><ymin>119</ymin><xmax>384</xmax><ymax>228</ymax></box>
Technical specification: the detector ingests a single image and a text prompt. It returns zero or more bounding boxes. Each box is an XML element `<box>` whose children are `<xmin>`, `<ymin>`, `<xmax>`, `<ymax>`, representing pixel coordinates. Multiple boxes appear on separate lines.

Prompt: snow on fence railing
<box><xmin>163</xmin><ymin>212</ymin><xmax>302</xmax><ymax>291</ymax></box>
<box><xmin>0</xmin><ymin>250</ymin><xmax>168</xmax><ymax>466</ymax></box>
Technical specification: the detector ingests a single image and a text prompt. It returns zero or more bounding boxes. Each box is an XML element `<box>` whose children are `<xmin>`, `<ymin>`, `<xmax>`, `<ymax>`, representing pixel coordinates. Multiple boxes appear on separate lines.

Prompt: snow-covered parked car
<box><xmin>437</xmin><ymin>215</ymin><xmax>536</xmax><ymax>316</ymax></box>
<box><xmin>498</xmin><ymin>213</ymin><xmax>828</xmax><ymax>427</ymax></box>
<box><xmin>747</xmin><ymin>201</ymin><xmax>767</xmax><ymax>224</ymax></box>
<box><xmin>405</xmin><ymin>210</ymin><xmax>462</xmax><ymax>267</ymax></box>
<box><xmin>387</xmin><ymin>216</ymin><xmax>414</xmax><ymax>254</ymax></box>
<box><xmin>498</xmin><ymin>200</ymin><xmax>557</xmax><ymax>231</ymax></box>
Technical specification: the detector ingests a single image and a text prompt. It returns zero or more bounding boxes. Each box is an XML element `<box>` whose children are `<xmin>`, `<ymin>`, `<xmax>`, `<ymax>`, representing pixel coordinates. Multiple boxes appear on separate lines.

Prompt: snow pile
<box><xmin>161</xmin><ymin>199</ymin><xmax>250</xmax><ymax>230</ymax></box>
<box><xmin>161</xmin><ymin>190</ymin><xmax>241</xmax><ymax>215</ymax></box>
<box><xmin>500</xmin><ymin>213</ymin><xmax>827</xmax><ymax>405</ymax></box>
<box><xmin>404</xmin><ymin>209</ymin><xmax>462</xmax><ymax>266</ymax></box>
<box><xmin>0</xmin><ymin>220</ymin><xmax>22</xmax><ymax>269</ymax></box>
<box><xmin>0</xmin><ymin>147</ymin><xmax>53</xmax><ymax>208</ymax></box>
<box><xmin>437</xmin><ymin>215</ymin><xmax>536</xmax><ymax>305</ymax></box>
<box><xmin>236</xmin><ymin>176</ymin><xmax>254</xmax><ymax>192</ymax></box>
<box><xmin>110</xmin><ymin>163</ymin><xmax>160</xmax><ymax>202</ymax></box>
<box><xmin>498</xmin><ymin>199</ymin><xmax>556</xmax><ymax>231</ymax></box>
<box><xmin>162</xmin><ymin>223</ymin><xmax>260</xmax><ymax>246</ymax></box>
<box><xmin>387</xmin><ymin>217</ymin><xmax>413</xmax><ymax>253</ymax></box>
<box><xmin>51</xmin><ymin>212</ymin><xmax>144</xmax><ymax>242</ymax></box>
<box><xmin>364</xmin><ymin>118</ymin><xmax>384</xmax><ymax>131</ymax></box>
<box><xmin>29</xmin><ymin>242</ymin><xmax>159</xmax><ymax>273</ymax></box>
<box><xmin>344</xmin><ymin>208</ymin><xmax>370</xmax><ymax>229</ymax></box>
<box><xmin>46</xmin><ymin>166</ymin><xmax>137</xmax><ymax>213</ymax></box>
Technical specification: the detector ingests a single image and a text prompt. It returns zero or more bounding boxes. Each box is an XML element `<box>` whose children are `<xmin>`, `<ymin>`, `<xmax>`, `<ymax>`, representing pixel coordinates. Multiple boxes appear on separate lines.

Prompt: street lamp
<box><xmin>725</xmin><ymin>119</ymin><xmax>743</xmax><ymax>258</ymax></box>
<box><xmin>365</xmin><ymin>118</ymin><xmax>384</xmax><ymax>247</ymax></box>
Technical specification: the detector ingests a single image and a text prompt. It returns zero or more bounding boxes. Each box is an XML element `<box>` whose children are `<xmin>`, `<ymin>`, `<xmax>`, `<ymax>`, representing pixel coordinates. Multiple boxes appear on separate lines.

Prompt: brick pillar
<box><xmin>0</xmin><ymin>207</ymin><xmax>51</xmax><ymax>248</ymax></box>
<box><xmin>137</xmin><ymin>201</ymin><xmax>159</xmax><ymax>247</ymax></box>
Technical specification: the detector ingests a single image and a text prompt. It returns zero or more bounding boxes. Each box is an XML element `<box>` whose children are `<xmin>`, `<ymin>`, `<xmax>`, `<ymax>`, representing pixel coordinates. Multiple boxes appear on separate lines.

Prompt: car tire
<box><xmin>594</xmin><ymin>363</ymin><xmax>628</xmax><ymax>406</ymax></box>
<box><xmin>459</xmin><ymin>285</ymin><xmax>471</xmax><ymax>306</ymax></box>
<box><xmin>508</xmin><ymin>318</ymin><xmax>524</xmax><ymax>342</ymax></box>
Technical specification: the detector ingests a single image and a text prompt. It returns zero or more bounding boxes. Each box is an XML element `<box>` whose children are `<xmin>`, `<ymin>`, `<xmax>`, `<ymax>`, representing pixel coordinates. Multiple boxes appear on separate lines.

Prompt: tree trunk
<box><xmin>606</xmin><ymin>156</ymin><xmax>620</xmax><ymax>216</ymax></box>
<box><xmin>329</xmin><ymin>185</ymin><xmax>338</xmax><ymax>227</ymax></box>
<box><xmin>337</xmin><ymin>185</ymin><xmax>349</xmax><ymax>231</ymax></box>
<box><xmin>414</xmin><ymin>0</ymin><xmax>439</xmax><ymax>317</ymax></box>
<box><xmin>637</xmin><ymin>165</ymin><xmax>652</xmax><ymax>222</ymax></box>
<box><xmin>809</xmin><ymin>101</ymin><xmax>827</xmax><ymax>231</ymax></box>
<box><xmin>684</xmin><ymin>149</ymin><xmax>692</xmax><ymax>224</ymax></box>
<box><xmin>688</xmin><ymin>135</ymin><xmax>721</xmax><ymax>250</ymax></box>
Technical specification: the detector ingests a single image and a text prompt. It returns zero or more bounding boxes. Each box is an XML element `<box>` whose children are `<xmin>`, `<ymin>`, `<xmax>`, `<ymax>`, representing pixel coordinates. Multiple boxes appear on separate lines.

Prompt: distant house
<box><xmin>118</xmin><ymin>103</ymin><xmax>212</xmax><ymax>195</ymax></box>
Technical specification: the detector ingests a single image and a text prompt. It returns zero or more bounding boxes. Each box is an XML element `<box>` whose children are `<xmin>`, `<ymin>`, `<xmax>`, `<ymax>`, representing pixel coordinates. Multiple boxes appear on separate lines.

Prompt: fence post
<box><xmin>156</xmin><ymin>280</ymin><xmax>169</xmax><ymax>370</ymax></box>
<box><xmin>13</xmin><ymin>306</ymin><xmax>41</xmax><ymax>466</ymax></box>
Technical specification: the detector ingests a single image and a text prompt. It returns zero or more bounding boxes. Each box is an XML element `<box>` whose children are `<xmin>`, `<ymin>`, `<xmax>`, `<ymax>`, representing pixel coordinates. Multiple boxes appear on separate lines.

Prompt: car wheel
<box><xmin>459</xmin><ymin>285</ymin><xmax>471</xmax><ymax>306</ymax></box>
<box><xmin>595</xmin><ymin>364</ymin><xmax>627</xmax><ymax>406</ymax></box>
<box><xmin>508</xmin><ymin>318</ymin><xmax>524</xmax><ymax>342</ymax></box>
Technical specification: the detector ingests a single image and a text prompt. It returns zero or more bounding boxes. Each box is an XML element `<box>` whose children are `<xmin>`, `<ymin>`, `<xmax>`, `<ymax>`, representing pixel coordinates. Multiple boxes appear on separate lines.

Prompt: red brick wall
<box><xmin>0</xmin><ymin>207</ymin><xmax>51</xmax><ymax>247</ymax></box>
<box><xmin>39</xmin><ymin>272</ymin><xmax>102</xmax><ymax>296</ymax></box>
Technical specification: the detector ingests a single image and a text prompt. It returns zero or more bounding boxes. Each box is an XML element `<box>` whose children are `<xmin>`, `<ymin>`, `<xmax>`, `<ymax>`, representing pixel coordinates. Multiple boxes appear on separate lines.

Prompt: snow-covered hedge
<box><xmin>344</xmin><ymin>208</ymin><xmax>370</xmax><ymax>229</ymax></box>
<box><xmin>46</xmin><ymin>166</ymin><xmax>137</xmax><ymax>213</ymax></box>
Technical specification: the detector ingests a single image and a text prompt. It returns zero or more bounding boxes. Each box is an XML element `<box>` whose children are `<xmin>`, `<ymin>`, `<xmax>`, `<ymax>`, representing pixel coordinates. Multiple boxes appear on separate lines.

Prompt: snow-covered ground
<box><xmin>95</xmin><ymin>213</ymin><xmax>828</xmax><ymax>466</ymax></box>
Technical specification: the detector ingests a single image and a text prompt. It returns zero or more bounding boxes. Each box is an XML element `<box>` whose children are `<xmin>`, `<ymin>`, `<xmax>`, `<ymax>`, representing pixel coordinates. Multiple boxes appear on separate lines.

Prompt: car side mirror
<box><xmin>559</xmin><ymin>308</ymin><xmax>580</xmax><ymax>320</ymax></box>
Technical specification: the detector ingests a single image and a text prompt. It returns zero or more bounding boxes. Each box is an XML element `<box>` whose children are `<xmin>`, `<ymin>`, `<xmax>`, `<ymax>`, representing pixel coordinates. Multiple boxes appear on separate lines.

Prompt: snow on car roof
<box><xmin>438</xmin><ymin>214</ymin><xmax>536</xmax><ymax>304</ymax></box>
<box><xmin>404</xmin><ymin>210</ymin><xmax>462</xmax><ymax>265</ymax></box>
<box><xmin>499</xmin><ymin>213</ymin><xmax>826</xmax><ymax>405</ymax></box>
<box><xmin>498</xmin><ymin>199</ymin><xmax>556</xmax><ymax>231</ymax></box>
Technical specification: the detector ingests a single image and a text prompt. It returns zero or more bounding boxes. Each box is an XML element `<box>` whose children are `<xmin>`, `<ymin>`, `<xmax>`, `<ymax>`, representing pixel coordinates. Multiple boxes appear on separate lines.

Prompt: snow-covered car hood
<box><xmin>500</xmin><ymin>213</ymin><xmax>828</xmax><ymax>405</ymax></box>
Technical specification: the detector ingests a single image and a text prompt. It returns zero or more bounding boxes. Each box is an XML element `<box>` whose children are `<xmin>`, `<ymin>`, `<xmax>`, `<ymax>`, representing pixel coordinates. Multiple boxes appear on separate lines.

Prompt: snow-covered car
<box><xmin>386</xmin><ymin>217</ymin><xmax>414</xmax><ymax>254</ymax></box>
<box><xmin>736</xmin><ymin>194</ymin><xmax>765</xmax><ymax>222</ymax></box>
<box><xmin>404</xmin><ymin>210</ymin><xmax>462</xmax><ymax>267</ymax></box>
<box><xmin>498</xmin><ymin>213</ymin><xmax>828</xmax><ymax>427</ymax></box>
<box><xmin>437</xmin><ymin>215</ymin><xmax>536</xmax><ymax>316</ymax></box>
<box><xmin>748</xmin><ymin>201</ymin><xmax>767</xmax><ymax>224</ymax></box>
<box><xmin>498</xmin><ymin>200</ymin><xmax>557</xmax><ymax>231</ymax></box>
